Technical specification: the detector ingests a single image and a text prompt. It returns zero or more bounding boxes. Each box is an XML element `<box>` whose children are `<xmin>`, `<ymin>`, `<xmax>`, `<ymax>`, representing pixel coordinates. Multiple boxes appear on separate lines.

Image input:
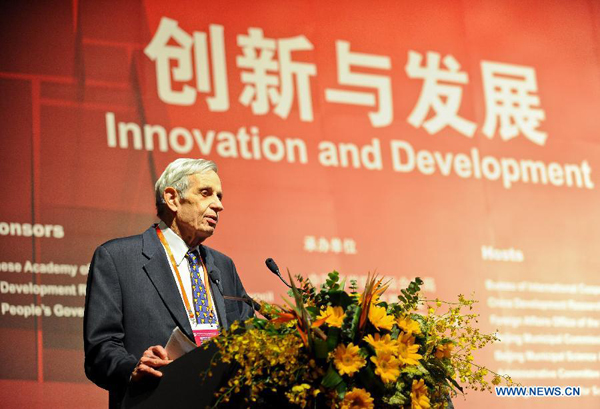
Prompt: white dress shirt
<box><xmin>157</xmin><ymin>221</ymin><xmax>218</xmax><ymax>329</ymax></box>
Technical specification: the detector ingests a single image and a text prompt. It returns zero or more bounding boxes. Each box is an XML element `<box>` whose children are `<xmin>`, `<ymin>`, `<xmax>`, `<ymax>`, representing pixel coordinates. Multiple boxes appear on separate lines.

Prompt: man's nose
<box><xmin>211</xmin><ymin>196</ymin><xmax>224</xmax><ymax>212</ymax></box>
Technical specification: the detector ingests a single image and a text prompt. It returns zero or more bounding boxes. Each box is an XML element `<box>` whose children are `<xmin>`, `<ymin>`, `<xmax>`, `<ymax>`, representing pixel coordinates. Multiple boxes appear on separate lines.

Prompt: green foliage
<box><xmin>313</xmin><ymin>271</ymin><xmax>345</xmax><ymax>307</ymax></box>
<box><xmin>209</xmin><ymin>272</ymin><xmax>509</xmax><ymax>408</ymax></box>
<box><xmin>401</xmin><ymin>363</ymin><xmax>429</xmax><ymax>379</ymax></box>
<box><xmin>321</xmin><ymin>365</ymin><xmax>344</xmax><ymax>388</ymax></box>
<box><xmin>327</xmin><ymin>290</ymin><xmax>354</xmax><ymax>309</ymax></box>
<box><xmin>357</xmin><ymin>365</ymin><xmax>385</xmax><ymax>396</ymax></box>
<box><xmin>384</xmin><ymin>380</ymin><xmax>408</xmax><ymax>406</ymax></box>
<box><xmin>314</xmin><ymin>338</ymin><xmax>329</xmax><ymax>359</ymax></box>
<box><xmin>396</xmin><ymin>277</ymin><xmax>423</xmax><ymax>314</ymax></box>
<box><xmin>340</xmin><ymin>303</ymin><xmax>361</xmax><ymax>342</ymax></box>
<box><xmin>349</xmin><ymin>279</ymin><xmax>359</xmax><ymax>294</ymax></box>
<box><xmin>326</xmin><ymin>327</ymin><xmax>340</xmax><ymax>352</ymax></box>
<box><xmin>324</xmin><ymin>271</ymin><xmax>342</xmax><ymax>291</ymax></box>
<box><xmin>295</xmin><ymin>274</ymin><xmax>317</xmax><ymax>305</ymax></box>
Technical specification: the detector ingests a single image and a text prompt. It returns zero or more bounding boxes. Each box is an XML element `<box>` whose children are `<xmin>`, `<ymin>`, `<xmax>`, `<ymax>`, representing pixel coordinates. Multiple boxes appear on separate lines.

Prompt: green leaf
<box><xmin>401</xmin><ymin>364</ymin><xmax>429</xmax><ymax>379</ymax></box>
<box><xmin>422</xmin><ymin>360</ymin><xmax>444</xmax><ymax>377</ymax></box>
<box><xmin>447</xmin><ymin>375</ymin><xmax>464</xmax><ymax>393</ymax></box>
<box><xmin>314</xmin><ymin>338</ymin><xmax>329</xmax><ymax>359</ymax></box>
<box><xmin>336</xmin><ymin>380</ymin><xmax>347</xmax><ymax>399</ymax></box>
<box><xmin>390</xmin><ymin>325</ymin><xmax>400</xmax><ymax>339</ymax></box>
<box><xmin>341</xmin><ymin>304</ymin><xmax>361</xmax><ymax>342</ymax></box>
<box><xmin>328</xmin><ymin>291</ymin><xmax>353</xmax><ymax>309</ymax></box>
<box><xmin>287</xmin><ymin>269</ymin><xmax>314</xmax><ymax>350</ymax></box>
<box><xmin>252</xmin><ymin>319</ymin><xmax>266</xmax><ymax>330</ymax></box>
<box><xmin>321</xmin><ymin>365</ymin><xmax>344</xmax><ymax>388</ymax></box>
<box><xmin>327</xmin><ymin>327</ymin><xmax>340</xmax><ymax>351</ymax></box>
<box><xmin>325</xmin><ymin>271</ymin><xmax>341</xmax><ymax>291</ymax></box>
<box><xmin>357</xmin><ymin>365</ymin><xmax>385</xmax><ymax>395</ymax></box>
<box><xmin>384</xmin><ymin>381</ymin><xmax>408</xmax><ymax>406</ymax></box>
<box><xmin>306</xmin><ymin>306</ymin><xmax>320</xmax><ymax>317</ymax></box>
<box><xmin>339</xmin><ymin>277</ymin><xmax>346</xmax><ymax>291</ymax></box>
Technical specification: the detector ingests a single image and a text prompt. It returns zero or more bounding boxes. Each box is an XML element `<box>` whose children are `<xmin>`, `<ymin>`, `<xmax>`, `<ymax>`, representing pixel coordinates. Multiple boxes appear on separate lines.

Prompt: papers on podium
<box><xmin>165</xmin><ymin>327</ymin><xmax>197</xmax><ymax>360</ymax></box>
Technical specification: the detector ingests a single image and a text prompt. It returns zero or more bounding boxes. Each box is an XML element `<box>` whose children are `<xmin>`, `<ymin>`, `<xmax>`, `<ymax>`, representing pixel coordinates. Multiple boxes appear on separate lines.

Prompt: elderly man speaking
<box><xmin>83</xmin><ymin>158</ymin><xmax>253</xmax><ymax>408</ymax></box>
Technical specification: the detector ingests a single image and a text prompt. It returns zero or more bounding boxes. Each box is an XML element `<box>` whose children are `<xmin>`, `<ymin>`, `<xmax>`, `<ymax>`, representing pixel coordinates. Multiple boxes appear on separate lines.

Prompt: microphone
<box><xmin>223</xmin><ymin>294</ymin><xmax>262</xmax><ymax>312</ymax></box>
<box><xmin>243</xmin><ymin>295</ymin><xmax>262</xmax><ymax>312</ymax></box>
<box><xmin>207</xmin><ymin>269</ymin><xmax>224</xmax><ymax>293</ymax></box>
<box><xmin>265</xmin><ymin>258</ymin><xmax>292</xmax><ymax>289</ymax></box>
<box><xmin>208</xmin><ymin>268</ymin><xmax>260</xmax><ymax>312</ymax></box>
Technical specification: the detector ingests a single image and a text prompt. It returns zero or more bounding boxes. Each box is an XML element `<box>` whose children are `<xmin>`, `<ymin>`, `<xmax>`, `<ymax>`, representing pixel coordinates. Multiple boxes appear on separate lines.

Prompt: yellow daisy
<box><xmin>397</xmin><ymin>315</ymin><xmax>421</xmax><ymax>335</ymax></box>
<box><xmin>333</xmin><ymin>343</ymin><xmax>366</xmax><ymax>376</ymax></box>
<box><xmin>363</xmin><ymin>333</ymin><xmax>396</xmax><ymax>355</ymax></box>
<box><xmin>397</xmin><ymin>332</ymin><xmax>422</xmax><ymax>366</ymax></box>
<box><xmin>398</xmin><ymin>330</ymin><xmax>416</xmax><ymax>346</ymax></box>
<box><xmin>368</xmin><ymin>305</ymin><xmax>395</xmax><ymax>331</ymax></box>
<box><xmin>411</xmin><ymin>379</ymin><xmax>431</xmax><ymax>409</ymax></box>
<box><xmin>435</xmin><ymin>342</ymin><xmax>454</xmax><ymax>359</ymax></box>
<box><xmin>317</xmin><ymin>306</ymin><xmax>345</xmax><ymax>328</ymax></box>
<box><xmin>341</xmin><ymin>387</ymin><xmax>375</xmax><ymax>409</ymax></box>
<box><xmin>370</xmin><ymin>351</ymin><xmax>401</xmax><ymax>383</ymax></box>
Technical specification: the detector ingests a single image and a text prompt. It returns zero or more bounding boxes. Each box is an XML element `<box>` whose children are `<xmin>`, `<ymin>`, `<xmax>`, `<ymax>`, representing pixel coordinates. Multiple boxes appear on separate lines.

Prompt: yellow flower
<box><xmin>370</xmin><ymin>351</ymin><xmax>401</xmax><ymax>383</ymax></box>
<box><xmin>358</xmin><ymin>292</ymin><xmax>380</xmax><ymax>305</ymax></box>
<box><xmin>363</xmin><ymin>333</ymin><xmax>396</xmax><ymax>354</ymax></box>
<box><xmin>291</xmin><ymin>383</ymin><xmax>310</xmax><ymax>393</ymax></box>
<box><xmin>286</xmin><ymin>383</ymin><xmax>311</xmax><ymax>406</ymax></box>
<box><xmin>435</xmin><ymin>343</ymin><xmax>454</xmax><ymax>359</ymax></box>
<box><xmin>398</xmin><ymin>331</ymin><xmax>416</xmax><ymax>346</ymax></box>
<box><xmin>317</xmin><ymin>306</ymin><xmax>345</xmax><ymax>328</ymax></box>
<box><xmin>368</xmin><ymin>305</ymin><xmax>394</xmax><ymax>331</ymax></box>
<box><xmin>333</xmin><ymin>343</ymin><xmax>366</xmax><ymax>376</ymax></box>
<box><xmin>397</xmin><ymin>332</ymin><xmax>422</xmax><ymax>366</ymax></box>
<box><xmin>397</xmin><ymin>315</ymin><xmax>421</xmax><ymax>335</ymax></box>
<box><xmin>341</xmin><ymin>387</ymin><xmax>375</xmax><ymax>409</ymax></box>
<box><xmin>411</xmin><ymin>379</ymin><xmax>431</xmax><ymax>409</ymax></box>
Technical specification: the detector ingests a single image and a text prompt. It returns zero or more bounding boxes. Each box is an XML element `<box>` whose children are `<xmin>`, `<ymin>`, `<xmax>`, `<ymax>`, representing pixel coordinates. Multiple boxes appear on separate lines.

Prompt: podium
<box><xmin>121</xmin><ymin>342</ymin><xmax>243</xmax><ymax>408</ymax></box>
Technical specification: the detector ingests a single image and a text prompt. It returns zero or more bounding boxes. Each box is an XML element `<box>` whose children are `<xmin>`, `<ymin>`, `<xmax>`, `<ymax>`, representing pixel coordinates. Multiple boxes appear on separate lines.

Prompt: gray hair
<box><xmin>155</xmin><ymin>158</ymin><xmax>218</xmax><ymax>217</ymax></box>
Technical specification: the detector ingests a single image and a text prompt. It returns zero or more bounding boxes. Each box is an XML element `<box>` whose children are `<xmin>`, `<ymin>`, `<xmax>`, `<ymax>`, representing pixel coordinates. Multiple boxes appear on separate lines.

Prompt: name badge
<box><xmin>192</xmin><ymin>323</ymin><xmax>219</xmax><ymax>346</ymax></box>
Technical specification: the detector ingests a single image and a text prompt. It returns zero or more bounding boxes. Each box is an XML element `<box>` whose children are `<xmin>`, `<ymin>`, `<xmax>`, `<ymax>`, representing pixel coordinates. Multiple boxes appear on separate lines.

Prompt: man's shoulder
<box><xmin>97</xmin><ymin>226</ymin><xmax>156</xmax><ymax>253</ymax></box>
<box><xmin>202</xmin><ymin>245</ymin><xmax>233</xmax><ymax>263</ymax></box>
<box><xmin>101</xmin><ymin>233</ymin><xmax>142</xmax><ymax>248</ymax></box>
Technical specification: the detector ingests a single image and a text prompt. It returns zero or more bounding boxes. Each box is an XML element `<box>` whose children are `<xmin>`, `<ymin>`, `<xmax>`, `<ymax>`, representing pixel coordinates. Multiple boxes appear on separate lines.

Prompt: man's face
<box><xmin>172</xmin><ymin>171</ymin><xmax>224</xmax><ymax>246</ymax></box>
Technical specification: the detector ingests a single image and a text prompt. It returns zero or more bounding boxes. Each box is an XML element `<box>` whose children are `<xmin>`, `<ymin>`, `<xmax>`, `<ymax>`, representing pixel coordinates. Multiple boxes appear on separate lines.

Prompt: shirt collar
<box><xmin>158</xmin><ymin>221</ymin><xmax>199</xmax><ymax>266</ymax></box>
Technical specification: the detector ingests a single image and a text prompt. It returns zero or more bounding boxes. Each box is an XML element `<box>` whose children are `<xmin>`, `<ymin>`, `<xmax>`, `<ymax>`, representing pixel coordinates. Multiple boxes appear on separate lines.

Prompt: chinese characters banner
<box><xmin>1</xmin><ymin>0</ymin><xmax>600</xmax><ymax>407</ymax></box>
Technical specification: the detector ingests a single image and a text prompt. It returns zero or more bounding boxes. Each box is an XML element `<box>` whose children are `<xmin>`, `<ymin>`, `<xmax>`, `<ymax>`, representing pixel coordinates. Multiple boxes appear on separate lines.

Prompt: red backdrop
<box><xmin>1</xmin><ymin>0</ymin><xmax>600</xmax><ymax>407</ymax></box>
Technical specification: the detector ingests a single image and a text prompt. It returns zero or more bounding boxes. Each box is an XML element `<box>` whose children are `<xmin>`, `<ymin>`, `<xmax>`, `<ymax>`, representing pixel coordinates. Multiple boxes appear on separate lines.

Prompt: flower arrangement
<box><xmin>206</xmin><ymin>272</ymin><xmax>512</xmax><ymax>408</ymax></box>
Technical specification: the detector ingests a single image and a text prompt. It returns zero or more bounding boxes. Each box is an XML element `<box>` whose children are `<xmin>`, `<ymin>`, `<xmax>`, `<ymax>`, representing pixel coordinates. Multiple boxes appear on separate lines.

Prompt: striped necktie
<box><xmin>185</xmin><ymin>250</ymin><xmax>217</xmax><ymax>325</ymax></box>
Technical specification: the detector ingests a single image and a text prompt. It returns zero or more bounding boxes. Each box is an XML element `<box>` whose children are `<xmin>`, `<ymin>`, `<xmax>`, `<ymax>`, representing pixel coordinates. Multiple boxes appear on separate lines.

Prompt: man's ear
<box><xmin>163</xmin><ymin>187</ymin><xmax>180</xmax><ymax>212</ymax></box>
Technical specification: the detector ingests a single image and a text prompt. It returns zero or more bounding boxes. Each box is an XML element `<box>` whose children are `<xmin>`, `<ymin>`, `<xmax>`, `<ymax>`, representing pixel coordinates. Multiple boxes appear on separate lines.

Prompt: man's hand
<box><xmin>131</xmin><ymin>345</ymin><xmax>172</xmax><ymax>382</ymax></box>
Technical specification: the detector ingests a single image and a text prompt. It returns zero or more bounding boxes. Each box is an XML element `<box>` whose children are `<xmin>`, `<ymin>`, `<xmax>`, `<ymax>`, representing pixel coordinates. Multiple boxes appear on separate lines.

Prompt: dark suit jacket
<box><xmin>83</xmin><ymin>225</ymin><xmax>253</xmax><ymax>408</ymax></box>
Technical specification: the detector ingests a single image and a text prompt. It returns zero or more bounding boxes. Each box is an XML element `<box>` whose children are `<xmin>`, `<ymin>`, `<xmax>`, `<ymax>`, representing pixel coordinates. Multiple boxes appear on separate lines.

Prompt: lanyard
<box><xmin>155</xmin><ymin>225</ymin><xmax>216</xmax><ymax>325</ymax></box>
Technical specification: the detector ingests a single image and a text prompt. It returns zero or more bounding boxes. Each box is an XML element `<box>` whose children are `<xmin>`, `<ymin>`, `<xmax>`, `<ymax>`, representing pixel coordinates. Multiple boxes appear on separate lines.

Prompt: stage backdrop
<box><xmin>1</xmin><ymin>0</ymin><xmax>600</xmax><ymax>407</ymax></box>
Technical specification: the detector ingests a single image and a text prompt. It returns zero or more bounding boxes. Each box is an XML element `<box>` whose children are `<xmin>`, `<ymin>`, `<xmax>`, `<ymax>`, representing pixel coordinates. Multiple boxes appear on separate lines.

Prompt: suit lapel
<box><xmin>200</xmin><ymin>245</ymin><xmax>228</xmax><ymax>329</ymax></box>
<box><xmin>141</xmin><ymin>226</ymin><xmax>194</xmax><ymax>341</ymax></box>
